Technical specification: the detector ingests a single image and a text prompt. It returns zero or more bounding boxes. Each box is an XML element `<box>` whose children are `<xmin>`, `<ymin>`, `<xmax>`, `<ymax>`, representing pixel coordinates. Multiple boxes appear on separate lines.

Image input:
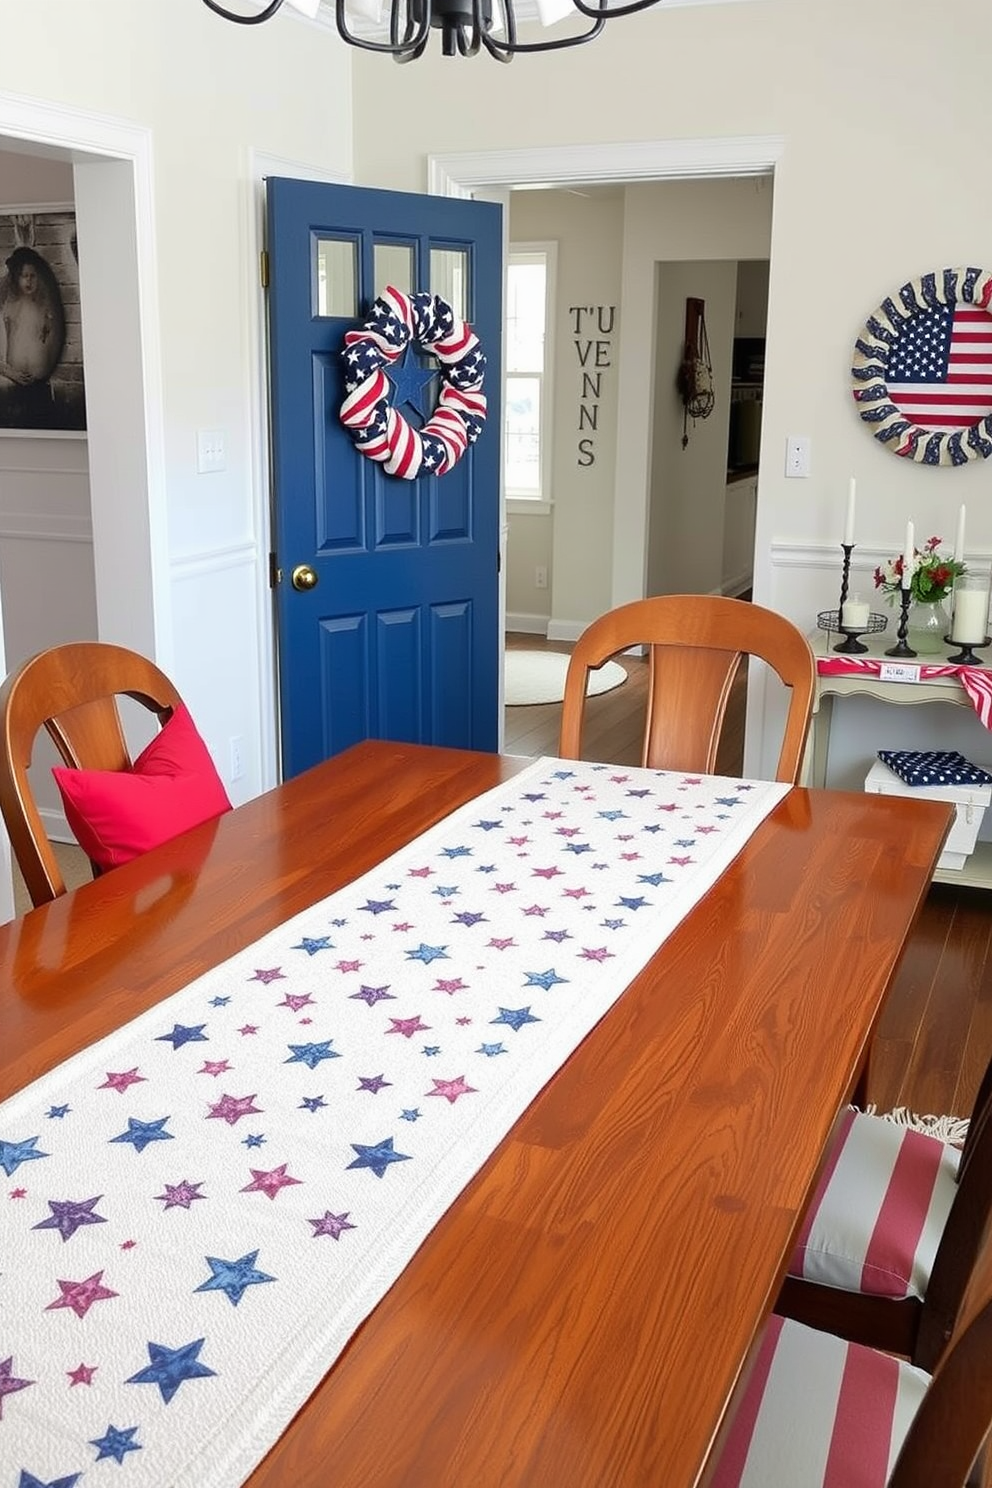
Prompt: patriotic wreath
<box><xmin>340</xmin><ymin>286</ymin><xmax>487</xmax><ymax>480</ymax></box>
<box><xmin>851</xmin><ymin>265</ymin><xmax>992</xmax><ymax>467</ymax></box>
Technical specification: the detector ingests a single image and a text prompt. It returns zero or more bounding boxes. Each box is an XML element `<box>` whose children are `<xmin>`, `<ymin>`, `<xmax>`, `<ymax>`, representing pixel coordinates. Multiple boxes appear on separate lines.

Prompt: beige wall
<box><xmin>507</xmin><ymin>187</ymin><xmax>623</xmax><ymax>633</ymax></box>
<box><xmin>507</xmin><ymin>177</ymin><xmax>771</xmax><ymax>633</ymax></box>
<box><xmin>650</xmin><ymin>259</ymin><xmax>737</xmax><ymax>597</ymax></box>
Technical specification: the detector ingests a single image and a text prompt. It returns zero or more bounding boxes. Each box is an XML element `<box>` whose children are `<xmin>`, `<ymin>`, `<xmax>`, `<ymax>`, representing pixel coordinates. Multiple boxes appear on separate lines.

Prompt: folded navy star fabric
<box><xmin>877</xmin><ymin>749</ymin><xmax>992</xmax><ymax>788</ymax></box>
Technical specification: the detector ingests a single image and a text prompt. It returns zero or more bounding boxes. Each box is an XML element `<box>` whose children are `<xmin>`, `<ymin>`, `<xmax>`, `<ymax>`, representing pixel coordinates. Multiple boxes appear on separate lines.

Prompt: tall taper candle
<box><xmin>844</xmin><ymin>477</ymin><xmax>856</xmax><ymax>546</ymax></box>
<box><xmin>902</xmin><ymin>520</ymin><xmax>915</xmax><ymax>588</ymax></box>
<box><xmin>954</xmin><ymin>503</ymin><xmax>967</xmax><ymax>564</ymax></box>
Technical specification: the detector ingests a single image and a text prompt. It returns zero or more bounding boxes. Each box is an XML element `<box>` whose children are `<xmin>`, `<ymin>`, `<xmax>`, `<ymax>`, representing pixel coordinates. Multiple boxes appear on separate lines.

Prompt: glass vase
<box><xmin>907</xmin><ymin>598</ymin><xmax>950</xmax><ymax>655</ymax></box>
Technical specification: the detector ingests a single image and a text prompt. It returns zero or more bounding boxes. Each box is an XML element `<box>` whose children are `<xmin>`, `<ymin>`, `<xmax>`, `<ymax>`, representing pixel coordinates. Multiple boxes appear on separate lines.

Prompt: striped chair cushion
<box><xmin>789</xmin><ymin>1109</ymin><xmax>960</xmax><ymax>1298</ymax></box>
<box><xmin>710</xmin><ymin>1314</ymin><xmax>930</xmax><ymax>1488</ymax></box>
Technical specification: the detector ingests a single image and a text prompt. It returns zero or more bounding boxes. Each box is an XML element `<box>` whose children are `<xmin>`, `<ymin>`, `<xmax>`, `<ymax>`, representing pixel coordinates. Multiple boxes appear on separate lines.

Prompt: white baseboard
<box><xmin>505</xmin><ymin>612</ymin><xmax>550</xmax><ymax>635</ymax></box>
<box><xmin>547</xmin><ymin>620</ymin><xmax>586</xmax><ymax>644</ymax></box>
<box><xmin>41</xmin><ymin>805</ymin><xmax>73</xmax><ymax>844</ymax></box>
<box><xmin>722</xmin><ymin>572</ymin><xmax>753</xmax><ymax>598</ymax></box>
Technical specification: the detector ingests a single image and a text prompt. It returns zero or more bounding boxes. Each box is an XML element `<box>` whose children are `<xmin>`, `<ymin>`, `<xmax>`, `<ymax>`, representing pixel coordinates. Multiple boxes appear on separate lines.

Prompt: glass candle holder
<box><xmin>951</xmin><ymin>574</ymin><xmax>991</xmax><ymax>646</ymax></box>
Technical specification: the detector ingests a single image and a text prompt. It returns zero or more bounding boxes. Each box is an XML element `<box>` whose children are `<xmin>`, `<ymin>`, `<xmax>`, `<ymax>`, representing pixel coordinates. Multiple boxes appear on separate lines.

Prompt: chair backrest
<box><xmin>558</xmin><ymin>595</ymin><xmax>816</xmax><ymax>784</ymax></box>
<box><xmin>890</xmin><ymin>1240</ymin><xmax>992</xmax><ymax>1488</ymax></box>
<box><xmin>915</xmin><ymin>1052</ymin><xmax>992</xmax><ymax>1372</ymax></box>
<box><xmin>0</xmin><ymin>641</ymin><xmax>184</xmax><ymax>908</ymax></box>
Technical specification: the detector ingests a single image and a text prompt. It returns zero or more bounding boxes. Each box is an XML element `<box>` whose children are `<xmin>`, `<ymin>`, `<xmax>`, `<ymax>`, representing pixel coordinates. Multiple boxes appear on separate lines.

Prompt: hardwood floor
<box><xmin>504</xmin><ymin>632</ymin><xmax>992</xmax><ymax>1120</ymax></box>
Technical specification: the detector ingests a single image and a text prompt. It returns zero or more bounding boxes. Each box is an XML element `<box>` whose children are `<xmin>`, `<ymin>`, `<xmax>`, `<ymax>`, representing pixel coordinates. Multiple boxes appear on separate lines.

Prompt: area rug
<box><xmin>862</xmin><ymin>1104</ymin><xmax>969</xmax><ymax>1145</ymax></box>
<box><xmin>505</xmin><ymin>650</ymin><xmax>627</xmax><ymax>707</ymax></box>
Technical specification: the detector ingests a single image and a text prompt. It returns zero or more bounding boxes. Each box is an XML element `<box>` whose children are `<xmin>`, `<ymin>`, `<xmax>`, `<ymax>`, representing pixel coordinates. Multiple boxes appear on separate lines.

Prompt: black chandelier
<box><xmin>201</xmin><ymin>0</ymin><xmax>662</xmax><ymax>62</ymax></box>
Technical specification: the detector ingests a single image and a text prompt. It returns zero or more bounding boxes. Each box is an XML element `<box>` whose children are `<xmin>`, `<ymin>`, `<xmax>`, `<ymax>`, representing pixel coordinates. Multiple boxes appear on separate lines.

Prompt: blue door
<box><xmin>266</xmin><ymin>177</ymin><xmax>502</xmax><ymax>779</ymax></box>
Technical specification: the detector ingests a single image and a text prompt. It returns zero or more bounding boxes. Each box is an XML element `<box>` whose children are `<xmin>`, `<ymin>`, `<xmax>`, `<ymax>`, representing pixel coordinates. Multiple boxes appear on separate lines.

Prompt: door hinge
<box><xmin>260</xmin><ymin>249</ymin><xmax>270</xmax><ymax>289</ymax></box>
<box><xmin>497</xmin><ymin>549</ymin><xmax>501</xmax><ymax>574</ymax></box>
<box><xmin>269</xmin><ymin>551</ymin><xmax>282</xmax><ymax>588</ymax></box>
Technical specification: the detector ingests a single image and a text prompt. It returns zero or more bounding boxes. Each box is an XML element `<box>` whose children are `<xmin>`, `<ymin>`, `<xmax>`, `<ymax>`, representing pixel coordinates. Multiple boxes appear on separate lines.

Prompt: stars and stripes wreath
<box><xmin>340</xmin><ymin>286</ymin><xmax>487</xmax><ymax>480</ymax></box>
<box><xmin>851</xmin><ymin>265</ymin><xmax>992</xmax><ymax>466</ymax></box>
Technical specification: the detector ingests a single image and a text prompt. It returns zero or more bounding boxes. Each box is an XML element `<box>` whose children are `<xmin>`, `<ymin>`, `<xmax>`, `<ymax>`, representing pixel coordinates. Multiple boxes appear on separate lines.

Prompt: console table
<box><xmin>809</xmin><ymin>627</ymin><xmax>992</xmax><ymax>890</ymax></box>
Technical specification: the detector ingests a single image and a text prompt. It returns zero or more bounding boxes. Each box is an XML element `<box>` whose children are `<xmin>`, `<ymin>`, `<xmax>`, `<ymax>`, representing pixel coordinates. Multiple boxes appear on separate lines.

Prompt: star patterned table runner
<box><xmin>0</xmin><ymin>757</ymin><xmax>788</xmax><ymax>1488</ymax></box>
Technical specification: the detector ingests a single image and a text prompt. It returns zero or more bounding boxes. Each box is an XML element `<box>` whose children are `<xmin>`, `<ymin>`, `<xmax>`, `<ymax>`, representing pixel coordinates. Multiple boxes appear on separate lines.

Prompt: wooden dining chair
<box><xmin>558</xmin><ymin>594</ymin><xmax>816</xmax><ymax>783</ymax></box>
<box><xmin>0</xmin><ymin>640</ymin><xmax>185</xmax><ymax>908</ymax></box>
<box><xmin>710</xmin><ymin>1252</ymin><xmax>992</xmax><ymax>1488</ymax></box>
<box><xmin>776</xmin><ymin>1054</ymin><xmax>992</xmax><ymax>1375</ymax></box>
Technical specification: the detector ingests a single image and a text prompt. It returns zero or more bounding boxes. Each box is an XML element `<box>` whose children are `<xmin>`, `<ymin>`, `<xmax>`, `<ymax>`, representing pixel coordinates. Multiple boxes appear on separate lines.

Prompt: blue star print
<box><xmin>359</xmin><ymin>900</ymin><xmax>395</xmax><ymax>915</ymax></box>
<box><xmin>46</xmin><ymin>1105</ymin><xmax>70</xmax><ymax>1119</ymax></box>
<box><xmin>18</xmin><ymin>1475</ymin><xmax>81</xmax><ymax>1488</ymax></box>
<box><xmin>441</xmin><ymin>845</ymin><xmax>472</xmax><ymax>859</ymax></box>
<box><xmin>286</xmin><ymin>1042</ymin><xmax>339</xmax><ymax>1071</ymax></box>
<box><xmin>293</xmin><ymin>936</ymin><xmax>333</xmax><ymax>955</ymax></box>
<box><xmin>0</xmin><ymin>1135</ymin><xmax>48</xmax><ymax>1176</ymax></box>
<box><xmin>477</xmin><ymin>1042</ymin><xmax>507</xmax><ymax>1057</ymax></box>
<box><xmin>89</xmin><ymin>1424</ymin><xmax>141</xmax><ymax>1464</ymax></box>
<box><xmin>109</xmin><ymin>1116</ymin><xmax>174</xmax><ymax>1153</ymax></box>
<box><xmin>638</xmin><ymin>872</ymin><xmax>670</xmax><ymax>887</ymax></box>
<box><xmin>492</xmin><ymin>1007</ymin><xmax>540</xmax><ymax>1031</ymax></box>
<box><xmin>300</xmin><ymin>1096</ymin><xmax>327</xmax><ymax>1112</ymax></box>
<box><xmin>524</xmin><ymin>969</ymin><xmax>568</xmax><ymax>991</ymax></box>
<box><xmin>617</xmin><ymin>896</ymin><xmax>649</xmax><ymax>911</ymax></box>
<box><xmin>126</xmin><ymin>1338</ymin><xmax>217</xmax><ymax>1404</ymax></box>
<box><xmin>195</xmin><ymin>1250</ymin><xmax>276</xmax><ymax>1306</ymax></box>
<box><xmin>474</xmin><ymin>819</ymin><xmax>503</xmax><ymax>831</ymax></box>
<box><xmin>157</xmin><ymin>1024</ymin><xmax>207</xmax><ymax>1050</ymax></box>
<box><xmin>405</xmin><ymin>943</ymin><xmax>449</xmax><ymax>964</ymax></box>
<box><xmin>347</xmin><ymin>1137</ymin><xmax>412</xmax><ymax>1178</ymax></box>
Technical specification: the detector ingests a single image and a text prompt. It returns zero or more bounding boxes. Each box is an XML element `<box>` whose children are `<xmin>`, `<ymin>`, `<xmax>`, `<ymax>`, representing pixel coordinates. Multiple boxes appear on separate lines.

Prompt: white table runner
<box><xmin>0</xmin><ymin>758</ymin><xmax>788</xmax><ymax>1487</ymax></box>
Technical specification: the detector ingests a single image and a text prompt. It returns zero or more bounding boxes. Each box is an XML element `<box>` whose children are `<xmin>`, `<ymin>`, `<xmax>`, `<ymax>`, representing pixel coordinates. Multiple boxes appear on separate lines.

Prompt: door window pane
<box><xmin>373</xmin><ymin>242</ymin><xmax>415</xmax><ymax>298</ymax></box>
<box><xmin>431</xmin><ymin>248</ymin><xmax>468</xmax><ymax>321</ymax></box>
<box><xmin>315</xmin><ymin>236</ymin><xmax>357</xmax><ymax>318</ymax></box>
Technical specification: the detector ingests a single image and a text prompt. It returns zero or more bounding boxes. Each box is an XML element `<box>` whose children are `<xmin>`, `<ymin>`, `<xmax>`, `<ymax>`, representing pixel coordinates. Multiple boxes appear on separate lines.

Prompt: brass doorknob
<box><xmin>291</xmin><ymin>564</ymin><xmax>318</xmax><ymax>592</ymax></box>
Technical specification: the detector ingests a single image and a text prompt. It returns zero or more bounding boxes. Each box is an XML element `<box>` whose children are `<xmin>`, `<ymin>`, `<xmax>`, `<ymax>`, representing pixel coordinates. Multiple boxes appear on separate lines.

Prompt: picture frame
<box><xmin>851</xmin><ymin>265</ymin><xmax>992</xmax><ymax>467</ymax></box>
<box><xmin>0</xmin><ymin>202</ymin><xmax>86</xmax><ymax>437</ymax></box>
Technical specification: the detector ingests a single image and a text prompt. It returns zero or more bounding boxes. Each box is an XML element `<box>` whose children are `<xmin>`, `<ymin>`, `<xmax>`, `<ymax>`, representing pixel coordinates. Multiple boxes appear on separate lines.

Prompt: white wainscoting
<box><xmin>0</xmin><ymin>438</ymin><xmax>95</xmax><ymax>843</ymax></box>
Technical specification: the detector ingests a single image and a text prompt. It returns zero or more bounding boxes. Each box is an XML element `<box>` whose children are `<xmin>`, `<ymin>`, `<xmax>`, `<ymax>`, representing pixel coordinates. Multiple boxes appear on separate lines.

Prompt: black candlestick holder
<box><xmin>837</xmin><ymin>542</ymin><xmax>854</xmax><ymax>618</ymax></box>
<box><xmin>885</xmin><ymin>588</ymin><xmax>917</xmax><ymax>658</ymax></box>
<box><xmin>816</xmin><ymin>610</ymin><xmax>887</xmax><ymax>654</ymax></box>
<box><xmin>945</xmin><ymin>634</ymin><xmax>992</xmax><ymax>666</ymax></box>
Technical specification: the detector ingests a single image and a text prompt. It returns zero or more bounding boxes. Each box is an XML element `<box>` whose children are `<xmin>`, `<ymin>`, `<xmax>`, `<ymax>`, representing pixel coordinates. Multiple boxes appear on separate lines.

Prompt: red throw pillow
<box><xmin>52</xmin><ymin>703</ymin><xmax>233</xmax><ymax>871</ymax></box>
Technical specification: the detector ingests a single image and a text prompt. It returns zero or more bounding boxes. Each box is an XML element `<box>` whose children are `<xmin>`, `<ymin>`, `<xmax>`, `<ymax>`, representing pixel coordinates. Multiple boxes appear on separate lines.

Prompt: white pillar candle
<box><xmin>902</xmin><ymin>520</ymin><xmax>915</xmax><ymax>587</ymax></box>
<box><xmin>843</xmin><ymin>478</ymin><xmax>856</xmax><ymax>546</ymax></box>
<box><xmin>841</xmin><ymin>598</ymin><xmax>870</xmax><ymax>629</ymax></box>
<box><xmin>951</xmin><ymin>583</ymin><xmax>990</xmax><ymax>645</ymax></box>
<box><xmin>953</xmin><ymin>504</ymin><xmax>967</xmax><ymax>564</ymax></box>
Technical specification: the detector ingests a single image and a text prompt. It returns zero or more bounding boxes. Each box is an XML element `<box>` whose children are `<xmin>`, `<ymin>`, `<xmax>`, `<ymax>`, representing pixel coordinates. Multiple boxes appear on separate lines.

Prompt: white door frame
<box><xmin>0</xmin><ymin>92</ymin><xmax>164</xmax><ymax>922</ymax></box>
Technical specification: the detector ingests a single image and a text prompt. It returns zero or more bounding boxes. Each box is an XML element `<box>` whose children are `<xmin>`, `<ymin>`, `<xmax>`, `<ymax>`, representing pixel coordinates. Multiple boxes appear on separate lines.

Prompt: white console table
<box><xmin>809</xmin><ymin>628</ymin><xmax>992</xmax><ymax>889</ymax></box>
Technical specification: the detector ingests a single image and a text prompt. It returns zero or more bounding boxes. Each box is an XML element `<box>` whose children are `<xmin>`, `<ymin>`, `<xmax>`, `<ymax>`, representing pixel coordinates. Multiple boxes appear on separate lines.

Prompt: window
<box><xmin>505</xmin><ymin>246</ymin><xmax>554</xmax><ymax>508</ymax></box>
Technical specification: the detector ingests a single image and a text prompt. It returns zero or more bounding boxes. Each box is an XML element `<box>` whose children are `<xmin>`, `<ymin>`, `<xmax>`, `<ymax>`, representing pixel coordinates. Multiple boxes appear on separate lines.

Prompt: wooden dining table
<box><xmin>0</xmin><ymin>740</ymin><xmax>952</xmax><ymax>1488</ymax></box>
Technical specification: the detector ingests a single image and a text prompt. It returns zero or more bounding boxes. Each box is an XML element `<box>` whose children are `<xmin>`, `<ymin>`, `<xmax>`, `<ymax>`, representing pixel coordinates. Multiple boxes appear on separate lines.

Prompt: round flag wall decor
<box><xmin>851</xmin><ymin>266</ymin><xmax>992</xmax><ymax>466</ymax></box>
<box><xmin>340</xmin><ymin>286</ymin><xmax>487</xmax><ymax>480</ymax></box>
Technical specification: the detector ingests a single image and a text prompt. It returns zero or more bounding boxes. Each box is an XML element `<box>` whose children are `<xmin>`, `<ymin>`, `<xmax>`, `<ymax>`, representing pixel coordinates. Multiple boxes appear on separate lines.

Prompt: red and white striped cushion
<box><xmin>710</xmin><ymin>1314</ymin><xmax>930</xmax><ymax>1488</ymax></box>
<box><xmin>789</xmin><ymin>1109</ymin><xmax>960</xmax><ymax>1298</ymax></box>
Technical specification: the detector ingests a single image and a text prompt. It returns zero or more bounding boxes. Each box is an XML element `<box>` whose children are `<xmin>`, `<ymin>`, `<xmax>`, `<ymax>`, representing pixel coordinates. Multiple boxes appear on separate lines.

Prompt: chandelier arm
<box><xmin>202</xmin><ymin>0</ymin><xmax>288</xmax><ymax>21</ymax></box>
<box><xmin>481</xmin><ymin>10</ymin><xmax>605</xmax><ymax>53</ymax></box>
<box><xmin>333</xmin><ymin>0</ymin><xmax>429</xmax><ymax>55</ymax></box>
<box><xmin>571</xmin><ymin>0</ymin><xmax>660</xmax><ymax>16</ymax></box>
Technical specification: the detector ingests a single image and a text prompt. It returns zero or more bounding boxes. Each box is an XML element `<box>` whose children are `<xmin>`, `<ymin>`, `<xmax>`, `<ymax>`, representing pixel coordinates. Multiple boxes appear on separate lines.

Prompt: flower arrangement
<box><xmin>873</xmin><ymin>536</ymin><xmax>965</xmax><ymax>604</ymax></box>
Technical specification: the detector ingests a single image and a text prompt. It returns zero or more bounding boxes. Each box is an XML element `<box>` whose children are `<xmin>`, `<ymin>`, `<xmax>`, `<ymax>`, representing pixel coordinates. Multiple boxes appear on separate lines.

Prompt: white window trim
<box><xmin>505</xmin><ymin>240</ymin><xmax>556</xmax><ymax>516</ymax></box>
